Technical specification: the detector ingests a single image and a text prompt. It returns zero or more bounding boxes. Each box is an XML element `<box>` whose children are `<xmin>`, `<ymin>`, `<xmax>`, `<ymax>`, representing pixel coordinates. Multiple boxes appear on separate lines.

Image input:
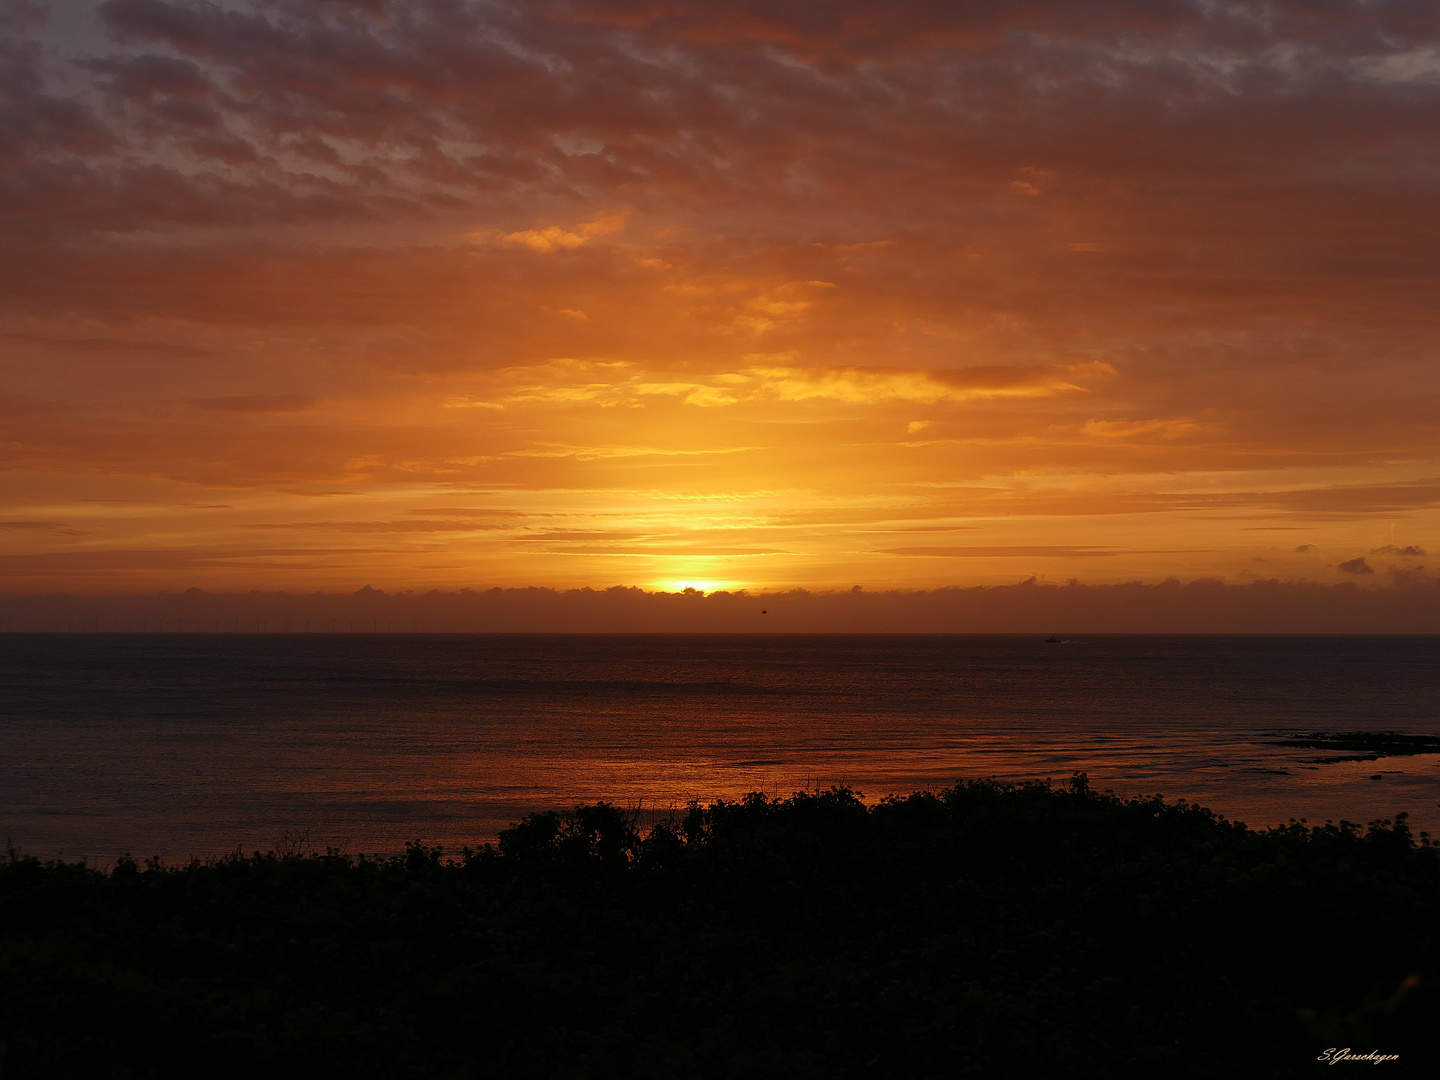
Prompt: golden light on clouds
<box><xmin>490</xmin><ymin>210</ymin><xmax>629</xmax><ymax>254</ymax></box>
<box><xmin>1</xmin><ymin>0</ymin><xmax>1437</xmax><ymax>600</ymax></box>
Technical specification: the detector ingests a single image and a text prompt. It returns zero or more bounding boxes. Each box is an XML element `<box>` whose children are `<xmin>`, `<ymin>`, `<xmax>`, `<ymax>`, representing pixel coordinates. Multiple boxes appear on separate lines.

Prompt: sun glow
<box><xmin>659</xmin><ymin>580</ymin><xmax>741</xmax><ymax>595</ymax></box>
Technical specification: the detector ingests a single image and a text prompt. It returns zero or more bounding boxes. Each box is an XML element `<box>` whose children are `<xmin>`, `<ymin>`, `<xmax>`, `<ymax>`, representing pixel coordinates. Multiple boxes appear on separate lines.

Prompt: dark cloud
<box><xmin>1338</xmin><ymin>556</ymin><xmax>1375</xmax><ymax>575</ymax></box>
<box><xmin>0</xmin><ymin>520</ymin><xmax>74</xmax><ymax>532</ymax></box>
<box><xmin>1370</xmin><ymin>544</ymin><xmax>1426</xmax><ymax>557</ymax></box>
<box><xmin>82</xmin><ymin>52</ymin><xmax>212</xmax><ymax>102</ymax></box>
<box><xmin>0</xmin><ymin>0</ymin><xmax>1426</xmax><ymax>242</ymax></box>
<box><xmin>4</xmin><ymin>576</ymin><xmax>1440</xmax><ymax>633</ymax></box>
<box><xmin>192</xmin><ymin>395</ymin><xmax>320</xmax><ymax>414</ymax></box>
<box><xmin>403</xmin><ymin>507</ymin><xmax>528</xmax><ymax>517</ymax></box>
<box><xmin>1</xmin><ymin>333</ymin><xmax>211</xmax><ymax>357</ymax></box>
<box><xmin>0</xmin><ymin>545</ymin><xmax>394</xmax><ymax>572</ymax></box>
<box><xmin>881</xmin><ymin>546</ymin><xmax>1125</xmax><ymax>558</ymax></box>
<box><xmin>0</xmin><ymin>9</ymin><xmax>111</xmax><ymax>170</ymax></box>
<box><xmin>246</xmin><ymin>519</ymin><xmax>511</xmax><ymax>533</ymax></box>
<box><xmin>1195</xmin><ymin>481</ymin><xmax>1440</xmax><ymax>519</ymax></box>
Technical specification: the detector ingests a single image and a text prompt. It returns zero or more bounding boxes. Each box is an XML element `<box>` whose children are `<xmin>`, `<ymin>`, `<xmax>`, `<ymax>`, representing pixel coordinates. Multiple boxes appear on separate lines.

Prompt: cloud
<box><xmin>880</xmin><ymin>546</ymin><xmax>1127</xmax><ymax>559</ymax></box>
<box><xmin>8</xmin><ymin>577</ymin><xmax>1440</xmax><ymax>633</ymax></box>
<box><xmin>402</xmin><ymin>507</ymin><xmax>528</xmax><ymax>517</ymax></box>
<box><xmin>1355</xmin><ymin>47</ymin><xmax>1440</xmax><ymax>86</ymax></box>
<box><xmin>0</xmin><ymin>520</ymin><xmax>80</xmax><ymax>534</ymax></box>
<box><xmin>1370</xmin><ymin>544</ymin><xmax>1426</xmax><ymax>557</ymax></box>
<box><xmin>493</xmin><ymin>211</ymin><xmax>629</xmax><ymax>254</ymax></box>
<box><xmin>503</xmin><ymin>442</ymin><xmax>760</xmax><ymax>461</ymax></box>
<box><xmin>1338</xmin><ymin>556</ymin><xmax>1375</xmax><ymax>575</ymax></box>
<box><xmin>1179</xmin><ymin>481</ymin><xmax>1440</xmax><ymax>520</ymax></box>
<box><xmin>0</xmin><ymin>0</ymin><xmax>1422</xmax><ymax>255</ymax></box>
<box><xmin>476</xmin><ymin>360</ymin><xmax>1112</xmax><ymax>412</ymax></box>
<box><xmin>751</xmin><ymin>363</ymin><xmax>1110</xmax><ymax>405</ymax></box>
<box><xmin>1</xmin><ymin>334</ymin><xmax>212</xmax><ymax>358</ymax></box>
<box><xmin>82</xmin><ymin>52</ymin><xmax>213</xmax><ymax>102</ymax></box>
<box><xmin>192</xmin><ymin>395</ymin><xmax>320</xmax><ymax>414</ymax></box>
<box><xmin>1082</xmin><ymin>418</ymin><xmax>1200</xmax><ymax>440</ymax></box>
<box><xmin>2</xmin><ymin>0</ymin><xmax>1440</xmax><ymax>594</ymax></box>
<box><xmin>247</xmin><ymin>519</ymin><xmax>512</xmax><ymax>534</ymax></box>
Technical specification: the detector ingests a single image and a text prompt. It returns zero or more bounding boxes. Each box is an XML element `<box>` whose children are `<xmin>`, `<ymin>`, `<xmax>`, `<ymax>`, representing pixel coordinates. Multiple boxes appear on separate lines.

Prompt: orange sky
<box><xmin>2</xmin><ymin>0</ymin><xmax>1437</xmax><ymax>594</ymax></box>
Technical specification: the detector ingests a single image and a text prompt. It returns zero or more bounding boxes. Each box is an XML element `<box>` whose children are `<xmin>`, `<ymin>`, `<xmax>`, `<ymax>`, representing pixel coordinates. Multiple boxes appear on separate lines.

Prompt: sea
<box><xmin>3</xmin><ymin>633</ymin><xmax>1438</xmax><ymax>864</ymax></box>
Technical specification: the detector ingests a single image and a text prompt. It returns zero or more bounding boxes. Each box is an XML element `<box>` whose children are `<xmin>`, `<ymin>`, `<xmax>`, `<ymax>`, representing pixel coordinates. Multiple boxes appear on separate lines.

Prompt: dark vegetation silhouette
<box><xmin>2</xmin><ymin>779</ymin><xmax>1438</xmax><ymax>1078</ymax></box>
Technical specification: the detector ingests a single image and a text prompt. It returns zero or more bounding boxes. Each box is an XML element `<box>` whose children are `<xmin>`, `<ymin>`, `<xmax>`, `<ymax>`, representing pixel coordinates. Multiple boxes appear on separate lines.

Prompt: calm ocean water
<box><xmin>3</xmin><ymin>633</ymin><xmax>1439</xmax><ymax>863</ymax></box>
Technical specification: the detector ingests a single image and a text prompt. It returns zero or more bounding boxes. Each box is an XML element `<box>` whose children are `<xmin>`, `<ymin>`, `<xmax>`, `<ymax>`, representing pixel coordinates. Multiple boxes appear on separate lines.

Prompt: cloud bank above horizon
<box><xmin>2</xmin><ymin>0</ymin><xmax>1438</xmax><ymax>595</ymax></box>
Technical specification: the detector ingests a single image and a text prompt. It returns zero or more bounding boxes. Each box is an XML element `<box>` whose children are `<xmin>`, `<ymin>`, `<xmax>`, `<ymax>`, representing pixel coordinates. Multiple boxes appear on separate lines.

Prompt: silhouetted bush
<box><xmin>2</xmin><ymin>779</ymin><xmax>1437</xmax><ymax>1078</ymax></box>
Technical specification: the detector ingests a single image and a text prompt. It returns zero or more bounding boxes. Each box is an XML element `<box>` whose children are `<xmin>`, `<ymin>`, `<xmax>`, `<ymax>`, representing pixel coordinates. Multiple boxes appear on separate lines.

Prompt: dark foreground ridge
<box><xmin>3</xmin><ymin>779</ymin><xmax>1438</xmax><ymax>1078</ymax></box>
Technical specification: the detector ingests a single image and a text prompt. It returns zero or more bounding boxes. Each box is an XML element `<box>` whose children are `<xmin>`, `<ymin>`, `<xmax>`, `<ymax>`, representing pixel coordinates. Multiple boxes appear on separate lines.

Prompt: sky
<box><xmin>2</xmin><ymin>0</ymin><xmax>1438</xmax><ymax>596</ymax></box>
